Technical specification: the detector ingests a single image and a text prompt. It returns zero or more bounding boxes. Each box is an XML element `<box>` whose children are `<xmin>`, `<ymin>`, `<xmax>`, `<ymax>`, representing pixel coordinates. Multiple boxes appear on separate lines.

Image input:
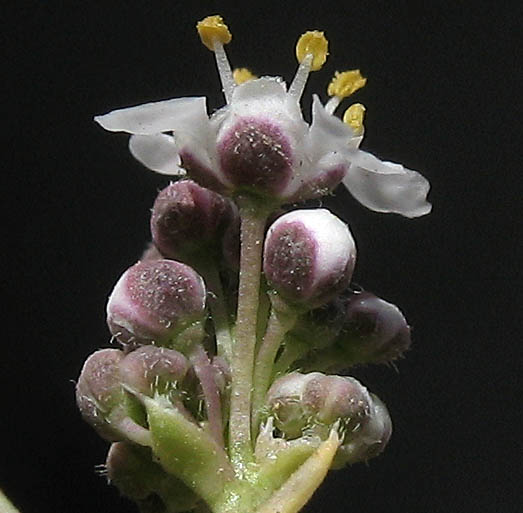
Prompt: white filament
<box><xmin>213</xmin><ymin>40</ymin><xmax>235</xmax><ymax>104</ymax></box>
<box><xmin>324</xmin><ymin>95</ymin><xmax>341</xmax><ymax>115</ymax></box>
<box><xmin>288</xmin><ymin>53</ymin><xmax>313</xmax><ymax>100</ymax></box>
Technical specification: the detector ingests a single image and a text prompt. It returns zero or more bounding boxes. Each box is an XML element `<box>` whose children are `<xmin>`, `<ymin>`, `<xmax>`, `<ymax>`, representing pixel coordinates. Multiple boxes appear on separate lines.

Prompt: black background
<box><xmin>3</xmin><ymin>1</ymin><xmax>521</xmax><ymax>513</ymax></box>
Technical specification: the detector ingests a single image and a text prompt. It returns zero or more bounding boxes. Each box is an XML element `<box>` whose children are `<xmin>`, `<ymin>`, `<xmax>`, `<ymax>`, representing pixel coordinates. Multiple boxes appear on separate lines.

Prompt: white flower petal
<box><xmin>94</xmin><ymin>97</ymin><xmax>208</xmax><ymax>135</ymax></box>
<box><xmin>343</xmin><ymin>151</ymin><xmax>432</xmax><ymax>218</ymax></box>
<box><xmin>308</xmin><ymin>95</ymin><xmax>357</xmax><ymax>156</ymax></box>
<box><xmin>129</xmin><ymin>134</ymin><xmax>184</xmax><ymax>176</ymax></box>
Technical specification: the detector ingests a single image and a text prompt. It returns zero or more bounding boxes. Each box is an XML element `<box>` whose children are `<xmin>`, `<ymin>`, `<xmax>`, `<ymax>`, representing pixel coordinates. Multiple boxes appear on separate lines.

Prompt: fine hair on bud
<box><xmin>266</xmin><ymin>371</ymin><xmax>372</xmax><ymax>440</ymax></box>
<box><xmin>263</xmin><ymin>209</ymin><xmax>356</xmax><ymax>308</ymax></box>
<box><xmin>119</xmin><ymin>345</ymin><xmax>190</xmax><ymax>397</ymax></box>
<box><xmin>106</xmin><ymin>259</ymin><xmax>207</xmax><ymax>346</ymax></box>
<box><xmin>75</xmin><ymin>349</ymin><xmax>125</xmax><ymax>441</ymax></box>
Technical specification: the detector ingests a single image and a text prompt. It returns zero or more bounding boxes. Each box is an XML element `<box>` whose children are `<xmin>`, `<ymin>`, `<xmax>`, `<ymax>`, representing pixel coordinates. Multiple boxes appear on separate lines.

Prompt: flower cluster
<box><xmin>77</xmin><ymin>15</ymin><xmax>429</xmax><ymax>513</ymax></box>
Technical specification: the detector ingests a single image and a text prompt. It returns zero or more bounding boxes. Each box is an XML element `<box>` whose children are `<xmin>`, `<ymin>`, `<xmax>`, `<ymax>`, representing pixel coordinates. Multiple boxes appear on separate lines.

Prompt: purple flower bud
<box><xmin>334</xmin><ymin>394</ymin><xmax>392</xmax><ymax>467</ymax></box>
<box><xmin>119</xmin><ymin>346</ymin><xmax>189</xmax><ymax>397</ymax></box>
<box><xmin>106</xmin><ymin>259</ymin><xmax>207</xmax><ymax>345</ymax></box>
<box><xmin>263</xmin><ymin>209</ymin><xmax>356</xmax><ymax>308</ymax></box>
<box><xmin>76</xmin><ymin>349</ymin><xmax>125</xmax><ymax>441</ymax></box>
<box><xmin>150</xmin><ymin>180</ymin><xmax>236</xmax><ymax>262</ymax></box>
<box><xmin>339</xmin><ymin>291</ymin><xmax>411</xmax><ymax>363</ymax></box>
<box><xmin>266</xmin><ymin>372</ymin><xmax>372</xmax><ymax>439</ymax></box>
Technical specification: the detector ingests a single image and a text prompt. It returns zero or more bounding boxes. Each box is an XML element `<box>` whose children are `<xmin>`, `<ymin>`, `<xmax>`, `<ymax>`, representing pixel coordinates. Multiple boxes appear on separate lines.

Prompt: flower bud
<box><xmin>106</xmin><ymin>259</ymin><xmax>207</xmax><ymax>346</ymax></box>
<box><xmin>263</xmin><ymin>209</ymin><xmax>356</xmax><ymax>308</ymax></box>
<box><xmin>119</xmin><ymin>346</ymin><xmax>189</xmax><ymax>397</ymax></box>
<box><xmin>333</xmin><ymin>393</ymin><xmax>392</xmax><ymax>467</ymax></box>
<box><xmin>266</xmin><ymin>372</ymin><xmax>371</xmax><ymax>439</ymax></box>
<box><xmin>338</xmin><ymin>291</ymin><xmax>411</xmax><ymax>363</ymax></box>
<box><xmin>150</xmin><ymin>180</ymin><xmax>236</xmax><ymax>262</ymax></box>
<box><xmin>106</xmin><ymin>442</ymin><xmax>200</xmax><ymax>511</ymax></box>
<box><xmin>76</xmin><ymin>349</ymin><xmax>125</xmax><ymax>441</ymax></box>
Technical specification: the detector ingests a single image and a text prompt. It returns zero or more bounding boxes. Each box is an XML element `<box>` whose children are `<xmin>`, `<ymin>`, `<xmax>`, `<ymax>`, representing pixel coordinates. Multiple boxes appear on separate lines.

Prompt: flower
<box><xmin>95</xmin><ymin>15</ymin><xmax>431</xmax><ymax>217</ymax></box>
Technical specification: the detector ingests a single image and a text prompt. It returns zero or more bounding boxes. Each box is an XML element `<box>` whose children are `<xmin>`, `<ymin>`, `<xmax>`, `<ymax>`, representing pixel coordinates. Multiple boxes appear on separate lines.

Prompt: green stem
<box><xmin>228</xmin><ymin>197</ymin><xmax>269</xmax><ymax>473</ymax></box>
<box><xmin>251</xmin><ymin>307</ymin><xmax>297</xmax><ymax>438</ymax></box>
<box><xmin>0</xmin><ymin>490</ymin><xmax>20</xmax><ymax>513</ymax></box>
<box><xmin>201</xmin><ymin>265</ymin><xmax>233</xmax><ymax>363</ymax></box>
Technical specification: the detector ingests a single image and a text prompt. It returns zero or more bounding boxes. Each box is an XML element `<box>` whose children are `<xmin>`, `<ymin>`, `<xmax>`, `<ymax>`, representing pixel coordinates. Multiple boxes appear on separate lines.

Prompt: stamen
<box><xmin>213</xmin><ymin>41</ymin><xmax>235</xmax><ymax>103</ymax></box>
<box><xmin>197</xmin><ymin>15</ymin><xmax>235</xmax><ymax>103</ymax></box>
<box><xmin>296</xmin><ymin>31</ymin><xmax>329</xmax><ymax>71</ymax></box>
<box><xmin>343</xmin><ymin>103</ymin><xmax>366</xmax><ymax>135</ymax></box>
<box><xmin>325</xmin><ymin>96</ymin><xmax>341</xmax><ymax>115</ymax></box>
<box><xmin>328</xmin><ymin>70</ymin><xmax>366</xmax><ymax>98</ymax></box>
<box><xmin>288</xmin><ymin>53</ymin><xmax>313</xmax><ymax>99</ymax></box>
<box><xmin>289</xmin><ymin>31</ymin><xmax>329</xmax><ymax>100</ymax></box>
<box><xmin>233</xmin><ymin>68</ymin><xmax>258</xmax><ymax>85</ymax></box>
<box><xmin>325</xmin><ymin>70</ymin><xmax>367</xmax><ymax>115</ymax></box>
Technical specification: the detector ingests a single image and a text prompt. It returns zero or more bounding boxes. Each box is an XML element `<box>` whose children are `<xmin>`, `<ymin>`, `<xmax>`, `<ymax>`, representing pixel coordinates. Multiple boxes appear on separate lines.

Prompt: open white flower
<box><xmin>95</xmin><ymin>16</ymin><xmax>431</xmax><ymax>217</ymax></box>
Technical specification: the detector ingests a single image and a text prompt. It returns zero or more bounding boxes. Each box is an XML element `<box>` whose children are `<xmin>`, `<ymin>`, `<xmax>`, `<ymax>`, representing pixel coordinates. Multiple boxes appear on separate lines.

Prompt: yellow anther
<box><xmin>343</xmin><ymin>103</ymin><xmax>366</xmax><ymax>135</ymax></box>
<box><xmin>328</xmin><ymin>70</ymin><xmax>367</xmax><ymax>98</ymax></box>
<box><xmin>197</xmin><ymin>15</ymin><xmax>232</xmax><ymax>51</ymax></box>
<box><xmin>233</xmin><ymin>68</ymin><xmax>258</xmax><ymax>85</ymax></box>
<box><xmin>295</xmin><ymin>31</ymin><xmax>328</xmax><ymax>71</ymax></box>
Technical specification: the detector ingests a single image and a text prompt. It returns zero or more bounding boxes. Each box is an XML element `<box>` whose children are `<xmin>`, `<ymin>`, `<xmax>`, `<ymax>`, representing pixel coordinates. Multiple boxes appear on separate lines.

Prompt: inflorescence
<box><xmin>77</xmin><ymin>14</ymin><xmax>431</xmax><ymax>513</ymax></box>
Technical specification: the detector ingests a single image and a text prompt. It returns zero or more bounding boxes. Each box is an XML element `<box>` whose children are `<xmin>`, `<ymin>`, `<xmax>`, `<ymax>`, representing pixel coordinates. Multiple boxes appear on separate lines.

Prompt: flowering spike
<box><xmin>328</xmin><ymin>70</ymin><xmax>366</xmax><ymax>98</ymax></box>
<box><xmin>295</xmin><ymin>31</ymin><xmax>328</xmax><ymax>71</ymax></box>
<box><xmin>343</xmin><ymin>103</ymin><xmax>366</xmax><ymax>135</ymax></box>
<box><xmin>196</xmin><ymin>15</ymin><xmax>232</xmax><ymax>51</ymax></box>
<box><xmin>233</xmin><ymin>67</ymin><xmax>258</xmax><ymax>85</ymax></box>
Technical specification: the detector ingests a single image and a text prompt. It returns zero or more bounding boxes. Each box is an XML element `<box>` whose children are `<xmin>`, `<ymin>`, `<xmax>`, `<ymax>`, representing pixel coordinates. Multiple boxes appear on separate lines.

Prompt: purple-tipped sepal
<box><xmin>263</xmin><ymin>209</ymin><xmax>356</xmax><ymax>309</ymax></box>
<box><xmin>150</xmin><ymin>180</ymin><xmax>236</xmax><ymax>263</ymax></box>
<box><xmin>106</xmin><ymin>259</ymin><xmax>207</xmax><ymax>347</ymax></box>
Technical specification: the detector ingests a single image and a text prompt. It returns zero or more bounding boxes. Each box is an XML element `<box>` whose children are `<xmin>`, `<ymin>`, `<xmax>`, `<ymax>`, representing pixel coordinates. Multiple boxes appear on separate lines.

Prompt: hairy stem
<box><xmin>251</xmin><ymin>307</ymin><xmax>297</xmax><ymax>437</ymax></box>
<box><xmin>229</xmin><ymin>197</ymin><xmax>269</xmax><ymax>473</ymax></box>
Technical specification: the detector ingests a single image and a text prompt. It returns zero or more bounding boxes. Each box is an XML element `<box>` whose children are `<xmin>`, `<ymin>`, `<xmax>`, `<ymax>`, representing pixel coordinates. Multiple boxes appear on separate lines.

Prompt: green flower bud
<box><xmin>266</xmin><ymin>372</ymin><xmax>372</xmax><ymax>439</ymax></box>
<box><xmin>106</xmin><ymin>442</ymin><xmax>200</xmax><ymax>512</ymax></box>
